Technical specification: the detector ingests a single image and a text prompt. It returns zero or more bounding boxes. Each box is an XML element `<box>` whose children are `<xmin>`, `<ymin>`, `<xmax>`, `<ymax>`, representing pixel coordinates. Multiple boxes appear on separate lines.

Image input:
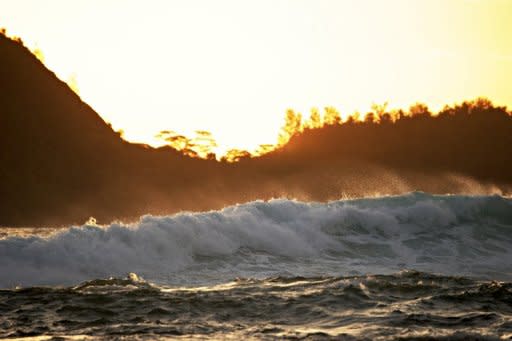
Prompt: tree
<box><xmin>256</xmin><ymin>144</ymin><xmax>275</xmax><ymax>156</ymax></box>
<box><xmin>221</xmin><ymin>149</ymin><xmax>251</xmax><ymax>162</ymax></box>
<box><xmin>278</xmin><ymin>109</ymin><xmax>303</xmax><ymax>145</ymax></box>
<box><xmin>191</xmin><ymin>130</ymin><xmax>218</xmax><ymax>159</ymax></box>
<box><xmin>324</xmin><ymin>106</ymin><xmax>341</xmax><ymax>125</ymax></box>
<box><xmin>371</xmin><ymin>102</ymin><xmax>389</xmax><ymax>122</ymax></box>
<box><xmin>305</xmin><ymin>107</ymin><xmax>322</xmax><ymax>129</ymax></box>
<box><xmin>409</xmin><ymin>103</ymin><xmax>431</xmax><ymax>117</ymax></box>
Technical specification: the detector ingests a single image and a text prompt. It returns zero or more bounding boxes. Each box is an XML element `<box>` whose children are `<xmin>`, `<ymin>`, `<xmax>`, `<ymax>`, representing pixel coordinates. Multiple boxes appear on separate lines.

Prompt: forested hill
<box><xmin>1</xmin><ymin>33</ymin><xmax>511</xmax><ymax>226</ymax></box>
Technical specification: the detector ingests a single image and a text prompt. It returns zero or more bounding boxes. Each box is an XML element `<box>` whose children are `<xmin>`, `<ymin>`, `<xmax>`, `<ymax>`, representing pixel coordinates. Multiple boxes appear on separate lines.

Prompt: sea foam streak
<box><xmin>1</xmin><ymin>192</ymin><xmax>512</xmax><ymax>288</ymax></box>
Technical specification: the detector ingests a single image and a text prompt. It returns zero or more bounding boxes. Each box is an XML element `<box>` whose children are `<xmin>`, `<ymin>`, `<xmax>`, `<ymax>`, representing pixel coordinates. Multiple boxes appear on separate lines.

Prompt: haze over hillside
<box><xmin>1</xmin><ymin>33</ymin><xmax>511</xmax><ymax>226</ymax></box>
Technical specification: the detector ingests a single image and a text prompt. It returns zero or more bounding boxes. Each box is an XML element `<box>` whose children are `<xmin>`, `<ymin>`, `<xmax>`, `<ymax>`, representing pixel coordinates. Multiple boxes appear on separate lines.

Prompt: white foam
<box><xmin>1</xmin><ymin>192</ymin><xmax>511</xmax><ymax>288</ymax></box>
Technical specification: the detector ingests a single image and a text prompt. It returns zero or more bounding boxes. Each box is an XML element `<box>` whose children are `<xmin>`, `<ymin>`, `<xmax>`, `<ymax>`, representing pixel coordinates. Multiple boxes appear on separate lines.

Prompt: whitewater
<box><xmin>1</xmin><ymin>192</ymin><xmax>512</xmax><ymax>339</ymax></box>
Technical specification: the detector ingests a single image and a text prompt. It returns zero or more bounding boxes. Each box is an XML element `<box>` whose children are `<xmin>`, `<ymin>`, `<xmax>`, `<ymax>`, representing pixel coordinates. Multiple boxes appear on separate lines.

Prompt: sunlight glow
<box><xmin>1</xmin><ymin>0</ymin><xmax>511</xmax><ymax>154</ymax></box>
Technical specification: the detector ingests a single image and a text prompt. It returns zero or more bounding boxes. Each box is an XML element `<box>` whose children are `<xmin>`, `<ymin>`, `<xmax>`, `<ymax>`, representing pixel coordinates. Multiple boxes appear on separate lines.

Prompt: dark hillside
<box><xmin>1</xmin><ymin>34</ymin><xmax>511</xmax><ymax>226</ymax></box>
<box><xmin>0</xmin><ymin>34</ymin><xmax>227</xmax><ymax>225</ymax></box>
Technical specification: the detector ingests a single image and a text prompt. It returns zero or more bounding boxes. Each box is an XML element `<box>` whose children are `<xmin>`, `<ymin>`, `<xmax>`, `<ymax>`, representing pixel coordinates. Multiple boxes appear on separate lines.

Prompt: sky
<box><xmin>1</xmin><ymin>0</ymin><xmax>511</xmax><ymax>153</ymax></box>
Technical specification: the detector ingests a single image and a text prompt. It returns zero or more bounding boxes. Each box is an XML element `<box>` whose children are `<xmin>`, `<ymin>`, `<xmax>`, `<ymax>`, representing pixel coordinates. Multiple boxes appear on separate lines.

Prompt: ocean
<box><xmin>1</xmin><ymin>192</ymin><xmax>511</xmax><ymax>339</ymax></box>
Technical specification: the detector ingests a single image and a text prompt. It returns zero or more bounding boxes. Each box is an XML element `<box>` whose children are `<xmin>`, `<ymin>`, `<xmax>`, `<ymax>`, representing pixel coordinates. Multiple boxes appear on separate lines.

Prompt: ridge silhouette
<box><xmin>1</xmin><ymin>33</ymin><xmax>511</xmax><ymax>226</ymax></box>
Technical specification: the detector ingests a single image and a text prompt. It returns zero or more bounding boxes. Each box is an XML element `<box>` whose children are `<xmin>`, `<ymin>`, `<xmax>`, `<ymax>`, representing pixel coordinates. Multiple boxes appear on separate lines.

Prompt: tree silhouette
<box><xmin>278</xmin><ymin>109</ymin><xmax>303</xmax><ymax>146</ymax></box>
<box><xmin>323</xmin><ymin>106</ymin><xmax>341</xmax><ymax>125</ymax></box>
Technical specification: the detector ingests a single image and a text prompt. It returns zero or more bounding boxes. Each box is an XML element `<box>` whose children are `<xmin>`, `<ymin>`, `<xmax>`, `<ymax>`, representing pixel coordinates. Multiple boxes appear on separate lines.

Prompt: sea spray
<box><xmin>1</xmin><ymin>192</ymin><xmax>511</xmax><ymax>288</ymax></box>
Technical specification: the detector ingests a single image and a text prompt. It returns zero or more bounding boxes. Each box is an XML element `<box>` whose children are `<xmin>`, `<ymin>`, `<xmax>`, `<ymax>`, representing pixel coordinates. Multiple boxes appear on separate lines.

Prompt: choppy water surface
<box><xmin>1</xmin><ymin>192</ymin><xmax>512</xmax><ymax>339</ymax></box>
<box><xmin>1</xmin><ymin>272</ymin><xmax>511</xmax><ymax>340</ymax></box>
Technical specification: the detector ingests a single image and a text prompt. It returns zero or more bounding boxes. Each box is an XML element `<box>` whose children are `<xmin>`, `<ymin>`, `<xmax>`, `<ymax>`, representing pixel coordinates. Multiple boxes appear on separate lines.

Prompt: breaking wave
<box><xmin>1</xmin><ymin>192</ymin><xmax>512</xmax><ymax>288</ymax></box>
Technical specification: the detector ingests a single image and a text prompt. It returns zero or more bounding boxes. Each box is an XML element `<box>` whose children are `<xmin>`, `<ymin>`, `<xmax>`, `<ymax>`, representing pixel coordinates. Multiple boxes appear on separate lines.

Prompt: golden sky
<box><xmin>1</xmin><ymin>0</ymin><xmax>511</xmax><ymax>153</ymax></box>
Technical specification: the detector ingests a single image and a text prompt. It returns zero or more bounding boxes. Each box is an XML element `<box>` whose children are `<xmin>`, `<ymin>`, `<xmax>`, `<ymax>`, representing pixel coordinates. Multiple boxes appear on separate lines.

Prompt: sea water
<box><xmin>1</xmin><ymin>192</ymin><xmax>511</xmax><ymax>339</ymax></box>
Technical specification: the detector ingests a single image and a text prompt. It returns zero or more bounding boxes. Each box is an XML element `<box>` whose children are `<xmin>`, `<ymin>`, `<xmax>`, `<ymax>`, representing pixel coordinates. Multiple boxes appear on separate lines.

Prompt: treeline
<box><xmin>246</xmin><ymin>97</ymin><xmax>511</xmax><ymax>166</ymax></box>
<box><xmin>273</xmin><ymin>97</ymin><xmax>512</xmax><ymax>178</ymax></box>
<box><xmin>154</xmin><ymin>98</ymin><xmax>511</xmax><ymax>163</ymax></box>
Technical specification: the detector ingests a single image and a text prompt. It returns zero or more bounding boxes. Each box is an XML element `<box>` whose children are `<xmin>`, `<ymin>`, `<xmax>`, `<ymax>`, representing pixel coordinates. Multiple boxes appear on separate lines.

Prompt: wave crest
<box><xmin>1</xmin><ymin>192</ymin><xmax>511</xmax><ymax>287</ymax></box>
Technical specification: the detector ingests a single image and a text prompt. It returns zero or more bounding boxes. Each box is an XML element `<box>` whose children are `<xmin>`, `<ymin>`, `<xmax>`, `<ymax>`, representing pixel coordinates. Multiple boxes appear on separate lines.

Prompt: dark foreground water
<box><xmin>1</xmin><ymin>271</ymin><xmax>511</xmax><ymax>340</ymax></box>
<box><xmin>1</xmin><ymin>192</ymin><xmax>512</xmax><ymax>339</ymax></box>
